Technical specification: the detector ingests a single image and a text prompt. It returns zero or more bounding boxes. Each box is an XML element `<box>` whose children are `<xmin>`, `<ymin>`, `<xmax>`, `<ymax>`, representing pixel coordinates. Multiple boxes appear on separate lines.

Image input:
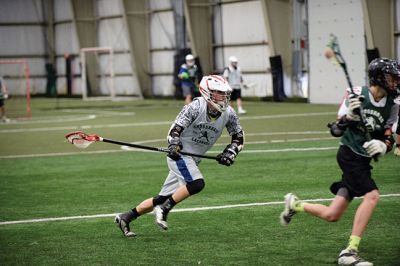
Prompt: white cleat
<box><xmin>394</xmin><ymin>147</ymin><xmax>400</xmax><ymax>156</ymax></box>
<box><xmin>153</xmin><ymin>205</ymin><xmax>168</xmax><ymax>230</ymax></box>
<box><xmin>115</xmin><ymin>215</ymin><xmax>136</xmax><ymax>237</ymax></box>
<box><xmin>338</xmin><ymin>249</ymin><xmax>373</xmax><ymax>266</ymax></box>
<box><xmin>0</xmin><ymin>116</ymin><xmax>10</xmax><ymax>123</ymax></box>
<box><xmin>238</xmin><ymin>108</ymin><xmax>247</xmax><ymax>115</ymax></box>
<box><xmin>280</xmin><ymin>193</ymin><xmax>298</xmax><ymax>226</ymax></box>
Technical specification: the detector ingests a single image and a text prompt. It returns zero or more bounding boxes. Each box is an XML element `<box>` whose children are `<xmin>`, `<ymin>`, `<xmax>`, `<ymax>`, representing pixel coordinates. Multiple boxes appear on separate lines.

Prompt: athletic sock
<box><xmin>131</xmin><ymin>208</ymin><xmax>140</xmax><ymax>219</ymax></box>
<box><xmin>161</xmin><ymin>197</ymin><xmax>177</xmax><ymax>213</ymax></box>
<box><xmin>120</xmin><ymin>208</ymin><xmax>140</xmax><ymax>223</ymax></box>
<box><xmin>346</xmin><ymin>235</ymin><xmax>361</xmax><ymax>251</ymax></box>
<box><xmin>293</xmin><ymin>201</ymin><xmax>305</xmax><ymax>212</ymax></box>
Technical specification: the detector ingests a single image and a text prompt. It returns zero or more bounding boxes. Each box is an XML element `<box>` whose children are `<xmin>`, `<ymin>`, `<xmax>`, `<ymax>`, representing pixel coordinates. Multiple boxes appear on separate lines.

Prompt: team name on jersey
<box><xmin>193</xmin><ymin>124</ymin><xmax>219</xmax><ymax>133</ymax></box>
<box><xmin>363</xmin><ymin>108</ymin><xmax>384</xmax><ymax>124</ymax></box>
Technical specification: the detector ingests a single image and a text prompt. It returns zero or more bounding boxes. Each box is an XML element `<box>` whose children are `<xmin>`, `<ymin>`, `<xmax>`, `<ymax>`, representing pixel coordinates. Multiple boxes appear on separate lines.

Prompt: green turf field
<box><xmin>0</xmin><ymin>98</ymin><xmax>399</xmax><ymax>265</ymax></box>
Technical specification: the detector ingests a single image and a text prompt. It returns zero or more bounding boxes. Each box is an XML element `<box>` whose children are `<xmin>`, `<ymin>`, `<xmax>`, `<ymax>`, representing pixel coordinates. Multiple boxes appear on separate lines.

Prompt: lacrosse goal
<box><xmin>80</xmin><ymin>47</ymin><xmax>115</xmax><ymax>100</ymax></box>
<box><xmin>0</xmin><ymin>59</ymin><xmax>31</xmax><ymax>118</ymax></box>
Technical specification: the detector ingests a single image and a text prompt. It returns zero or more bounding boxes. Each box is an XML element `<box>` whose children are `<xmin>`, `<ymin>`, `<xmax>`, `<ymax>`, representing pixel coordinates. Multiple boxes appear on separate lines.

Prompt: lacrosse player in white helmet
<box><xmin>280</xmin><ymin>58</ymin><xmax>400</xmax><ymax>266</ymax></box>
<box><xmin>223</xmin><ymin>56</ymin><xmax>246</xmax><ymax>114</ymax></box>
<box><xmin>178</xmin><ymin>54</ymin><xmax>202</xmax><ymax>105</ymax></box>
<box><xmin>115</xmin><ymin>75</ymin><xmax>245</xmax><ymax>237</ymax></box>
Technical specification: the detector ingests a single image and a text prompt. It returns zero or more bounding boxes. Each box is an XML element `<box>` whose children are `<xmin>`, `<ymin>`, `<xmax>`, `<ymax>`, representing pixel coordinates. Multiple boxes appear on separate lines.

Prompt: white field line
<box><xmin>0</xmin><ymin>194</ymin><xmax>399</xmax><ymax>226</ymax></box>
<box><xmin>0</xmin><ymin>149</ymin><xmax>125</xmax><ymax>159</ymax></box>
<box><xmin>0</xmin><ymin>121</ymin><xmax>172</xmax><ymax>133</ymax></box>
<box><xmin>7</xmin><ymin>115</ymin><xmax>97</xmax><ymax>124</ymax></box>
<box><xmin>59</xmin><ymin>109</ymin><xmax>135</xmax><ymax>116</ymax></box>
<box><xmin>0</xmin><ymin>132</ymin><xmax>336</xmax><ymax>159</ymax></box>
<box><xmin>4</xmin><ymin>110</ymin><xmax>135</xmax><ymax>125</ymax></box>
<box><xmin>239</xmin><ymin>112</ymin><xmax>336</xmax><ymax>120</ymax></box>
<box><xmin>0</xmin><ymin>142</ymin><xmax>338</xmax><ymax>159</ymax></box>
<box><xmin>0</xmin><ymin>112</ymin><xmax>335</xmax><ymax>134</ymax></box>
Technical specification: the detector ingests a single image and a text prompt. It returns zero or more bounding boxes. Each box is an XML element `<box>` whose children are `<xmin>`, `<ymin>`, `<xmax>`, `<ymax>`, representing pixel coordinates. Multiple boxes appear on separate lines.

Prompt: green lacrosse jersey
<box><xmin>341</xmin><ymin>86</ymin><xmax>395</xmax><ymax>157</ymax></box>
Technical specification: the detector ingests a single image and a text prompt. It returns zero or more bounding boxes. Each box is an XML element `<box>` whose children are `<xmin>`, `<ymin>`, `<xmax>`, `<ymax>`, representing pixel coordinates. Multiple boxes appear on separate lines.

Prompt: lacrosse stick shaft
<box><xmin>101</xmin><ymin>138</ymin><xmax>218</xmax><ymax>160</ymax></box>
<box><xmin>328</xmin><ymin>35</ymin><xmax>377</xmax><ymax>161</ymax></box>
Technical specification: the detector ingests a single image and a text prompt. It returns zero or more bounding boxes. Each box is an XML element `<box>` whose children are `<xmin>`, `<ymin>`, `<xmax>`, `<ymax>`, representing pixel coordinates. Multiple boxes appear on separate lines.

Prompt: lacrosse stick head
<box><xmin>325</xmin><ymin>33</ymin><xmax>344</xmax><ymax>65</ymax></box>
<box><xmin>65</xmin><ymin>131</ymin><xmax>100</xmax><ymax>149</ymax></box>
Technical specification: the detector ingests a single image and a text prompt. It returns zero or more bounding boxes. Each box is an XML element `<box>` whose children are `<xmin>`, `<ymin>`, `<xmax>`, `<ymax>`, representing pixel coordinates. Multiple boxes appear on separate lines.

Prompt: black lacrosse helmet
<box><xmin>368</xmin><ymin>57</ymin><xmax>400</xmax><ymax>97</ymax></box>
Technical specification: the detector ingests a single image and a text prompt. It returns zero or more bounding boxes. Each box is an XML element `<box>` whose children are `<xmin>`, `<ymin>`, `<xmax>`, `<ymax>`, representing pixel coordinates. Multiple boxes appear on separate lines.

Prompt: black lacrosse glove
<box><xmin>167</xmin><ymin>136</ymin><xmax>182</xmax><ymax>161</ymax></box>
<box><xmin>217</xmin><ymin>143</ymin><xmax>239</xmax><ymax>167</ymax></box>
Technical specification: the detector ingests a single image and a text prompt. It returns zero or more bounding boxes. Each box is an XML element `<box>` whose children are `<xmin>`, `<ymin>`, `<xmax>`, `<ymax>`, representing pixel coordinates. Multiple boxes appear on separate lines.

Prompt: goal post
<box><xmin>80</xmin><ymin>46</ymin><xmax>115</xmax><ymax>100</ymax></box>
<box><xmin>0</xmin><ymin>59</ymin><xmax>31</xmax><ymax>118</ymax></box>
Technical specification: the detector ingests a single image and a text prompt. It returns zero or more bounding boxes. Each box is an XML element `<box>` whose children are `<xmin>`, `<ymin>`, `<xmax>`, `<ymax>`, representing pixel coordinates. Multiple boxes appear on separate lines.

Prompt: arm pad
<box><xmin>230</xmin><ymin>130</ymin><xmax>244</xmax><ymax>154</ymax></box>
<box><xmin>167</xmin><ymin>124</ymin><xmax>184</xmax><ymax>144</ymax></box>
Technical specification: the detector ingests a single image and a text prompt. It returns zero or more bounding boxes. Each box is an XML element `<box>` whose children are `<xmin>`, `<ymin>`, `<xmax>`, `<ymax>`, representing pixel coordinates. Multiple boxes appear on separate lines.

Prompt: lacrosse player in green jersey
<box><xmin>280</xmin><ymin>58</ymin><xmax>400</xmax><ymax>266</ymax></box>
<box><xmin>115</xmin><ymin>75</ymin><xmax>244</xmax><ymax>237</ymax></box>
<box><xmin>394</xmin><ymin>109</ymin><xmax>400</xmax><ymax>156</ymax></box>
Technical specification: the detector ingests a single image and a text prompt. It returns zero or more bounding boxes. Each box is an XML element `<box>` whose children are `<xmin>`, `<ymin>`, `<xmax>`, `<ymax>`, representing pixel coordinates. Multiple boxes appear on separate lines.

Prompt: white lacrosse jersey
<box><xmin>223</xmin><ymin>65</ymin><xmax>242</xmax><ymax>89</ymax></box>
<box><xmin>171</xmin><ymin>97</ymin><xmax>243</xmax><ymax>163</ymax></box>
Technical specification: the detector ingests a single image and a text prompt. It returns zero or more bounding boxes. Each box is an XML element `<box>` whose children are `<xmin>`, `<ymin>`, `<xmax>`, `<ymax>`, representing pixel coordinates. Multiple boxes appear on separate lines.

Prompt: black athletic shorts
<box><xmin>0</xmin><ymin>99</ymin><xmax>4</xmax><ymax>107</ymax></box>
<box><xmin>330</xmin><ymin>145</ymin><xmax>377</xmax><ymax>199</ymax></box>
<box><xmin>230</xmin><ymin>89</ymin><xmax>241</xmax><ymax>101</ymax></box>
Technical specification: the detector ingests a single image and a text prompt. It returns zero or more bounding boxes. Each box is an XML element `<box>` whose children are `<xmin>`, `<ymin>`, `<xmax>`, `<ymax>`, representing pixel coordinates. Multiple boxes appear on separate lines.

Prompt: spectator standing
<box><xmin>223</xmin><ymin>56</ymin><xmax>246</xmax><ymax>114</ymax></box>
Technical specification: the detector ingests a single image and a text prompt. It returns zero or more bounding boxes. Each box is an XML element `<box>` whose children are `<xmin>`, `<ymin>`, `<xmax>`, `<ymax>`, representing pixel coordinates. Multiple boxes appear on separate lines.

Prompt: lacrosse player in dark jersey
<box><xmin>394</xmin><ymin>108</ymin><xmax>400</xmax><ymax>156</ymax></box>
<box><xmin>280</xmin><ymin>58</ymin><xmax>400</xmax><ymax>266</ymax></box>
<box><xmin>115</xmin><ymin>75</ymin><xmax>244</xmax><ymax>237</ymax></box>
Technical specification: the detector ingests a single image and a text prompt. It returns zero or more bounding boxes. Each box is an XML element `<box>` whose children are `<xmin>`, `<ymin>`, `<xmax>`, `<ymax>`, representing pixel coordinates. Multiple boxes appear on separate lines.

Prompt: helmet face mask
<box><xmin>209</xmin><ymin>89</ymin><xmax>231</xmax><ymax>112</ymax></box>
<box><xmin>199</xmin><ymin>75</ymin><xmax>232</xmax><ymax>113</ymax></box>
<box><xmin>383</xmin><ymin>74</ymin><xmax>400</xmax><ymax>97</ymax></box>
<box><xmin>368</xmin><ymin>58</ymin><xmax>400</xmax><ymax>97</ymax></box>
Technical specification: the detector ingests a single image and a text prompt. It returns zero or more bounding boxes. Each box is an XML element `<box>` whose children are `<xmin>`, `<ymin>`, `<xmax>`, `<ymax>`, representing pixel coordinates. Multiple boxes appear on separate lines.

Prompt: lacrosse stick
<box><xmin>65</xmin><ymin>131</ymin><xmax>218</xmax><ymax>160</ymax></box>
<box><xmin>242</xmin><ymin>82</ymin><xmax>257</xmax><ymax>90</ymax></box>
<box><xmin>325</xmin><ymin>34</ymin><xmax>378</xmax><ymax>161</ymax></box>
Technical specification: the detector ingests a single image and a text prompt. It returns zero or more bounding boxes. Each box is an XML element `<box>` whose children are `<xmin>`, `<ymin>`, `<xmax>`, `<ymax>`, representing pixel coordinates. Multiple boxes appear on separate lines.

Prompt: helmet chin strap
<box><xmin>207</xmin><ymin>103</ymin><xmax>222</xmax><ymax>119</ymax></box>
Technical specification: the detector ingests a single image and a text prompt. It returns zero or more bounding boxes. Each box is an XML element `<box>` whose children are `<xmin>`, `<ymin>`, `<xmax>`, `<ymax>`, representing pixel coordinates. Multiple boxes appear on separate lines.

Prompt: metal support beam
<box><xmin>260</xmin><ymin>0</ymin><xmax>292</xmax><ymax>91</ymax></box>
<box><xmin>46</xmin><ymin>0</ymin><xmax>56</xmax><ymax>66</ymax></box>
<box><xmin>123</xmin><ymin>0</ymin><xmax>150</xmax><ymax>98</ymax></box>
<box><xmin>71</xmin><ymin>0</ymin><xmax>98</xmax><ymax>96</ymax></box>
<box><xmin>364</xmin><ymin>0</ymin><xmax>394</xmax><ymax>57</ymax></box>
<box><xmin>184</xmin><ymin>0</ymin><xmax>213</xmax><ymax>75</ymax></box>
<box><xmin>172</xmin><ymin>0</ymin><xmax>186</xmax><ymax>50</ymax></box>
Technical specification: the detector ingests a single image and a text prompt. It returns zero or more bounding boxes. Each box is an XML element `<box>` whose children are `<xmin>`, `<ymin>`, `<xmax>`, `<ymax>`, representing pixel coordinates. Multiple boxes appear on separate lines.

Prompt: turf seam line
<box><xmin>0</xmin><ymin>193</ymin><xmax>399</xmax><ymax>226</ymax></box>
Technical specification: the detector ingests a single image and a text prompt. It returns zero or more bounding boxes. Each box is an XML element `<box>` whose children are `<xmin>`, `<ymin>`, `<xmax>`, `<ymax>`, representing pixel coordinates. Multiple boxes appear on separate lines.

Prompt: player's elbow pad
<box><xmin>231</xmin><ymin>131</ymin><xmax>244</xmax><ymax>153</ymax></box>
<box><xmin>168</xmin><ymin>124</ymin><xmax>184</xmax><ymax>141</ymax></box>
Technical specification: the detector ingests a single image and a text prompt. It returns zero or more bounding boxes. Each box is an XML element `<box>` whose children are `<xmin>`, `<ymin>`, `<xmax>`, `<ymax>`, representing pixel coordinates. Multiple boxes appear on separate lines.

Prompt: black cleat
<box><xmin>115</xmin><ymin>215</ymin><xmax>136</xmax><ymax>237</ymax></box>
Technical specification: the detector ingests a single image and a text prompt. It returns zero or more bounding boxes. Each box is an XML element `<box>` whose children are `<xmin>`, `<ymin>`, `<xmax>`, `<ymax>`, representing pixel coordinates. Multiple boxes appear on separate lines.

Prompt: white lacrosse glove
<box><xmin>362</xmin><ymin>139</ymin><xmax>387</xmax><ymax>157</ymax></box>
<box><xmin>346</xmin><ymin>95</ymin><xmax>363</xmax><ymax>121</ymax></box>
<box><xmin>394</xmin><ymin>146</ymin><xmax>400</xmax><ymax>156</ymax></box>
<box><xmin>3</xmin><ymin>94</ymin><xmax>8</xmax><ymax>99</ymax></box>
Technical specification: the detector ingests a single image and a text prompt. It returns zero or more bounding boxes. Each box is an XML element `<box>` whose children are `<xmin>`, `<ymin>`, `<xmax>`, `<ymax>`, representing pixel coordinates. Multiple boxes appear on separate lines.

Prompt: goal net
<box><xmin>80</xmin><ymin>47</ymin><xmax>115</xmax><ymax>100</ymax></box>
<box><xmin>0</xmin><ymin>59</ymin><xmax>31</xmax><ymax>118</ymax></box>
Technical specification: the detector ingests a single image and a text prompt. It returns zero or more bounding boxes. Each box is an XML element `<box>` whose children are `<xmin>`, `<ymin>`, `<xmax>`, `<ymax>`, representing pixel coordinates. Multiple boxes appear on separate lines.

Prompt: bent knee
<box><xmin>186</xmin><ymin>179</ymin><xmax>205</xmax><ymax>195</ymax></box>
<box><xmin>325</xmin><ymin>214</ymin><xmax>341</xmax><ymax>222</ymax></box>
<box><xmin>324</xmin><ymin>209</ymin><xmax>343</xmax><ymax>222</ymax></box>
<box><xmin>364</xmin><ymin>190</ymin><xmax>380</xmax><ymax>204</ymax></box>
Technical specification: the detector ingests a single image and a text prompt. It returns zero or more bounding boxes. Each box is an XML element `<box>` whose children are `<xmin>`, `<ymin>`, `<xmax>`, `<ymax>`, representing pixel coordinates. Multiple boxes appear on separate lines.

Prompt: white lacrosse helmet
<box><xmin>199</xmin><ymin>75</ymin><xmax>232</xmax><ymax>112</ymax></box>
<box><xmin>185</xmin><ymin>54</ymin><xmax>195</xmax><ymax>66</ymax></box>
<box><xmin>229</xmin><ymin>56</ymin><xmax>238</xmax><ymax>63</ymax></box>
